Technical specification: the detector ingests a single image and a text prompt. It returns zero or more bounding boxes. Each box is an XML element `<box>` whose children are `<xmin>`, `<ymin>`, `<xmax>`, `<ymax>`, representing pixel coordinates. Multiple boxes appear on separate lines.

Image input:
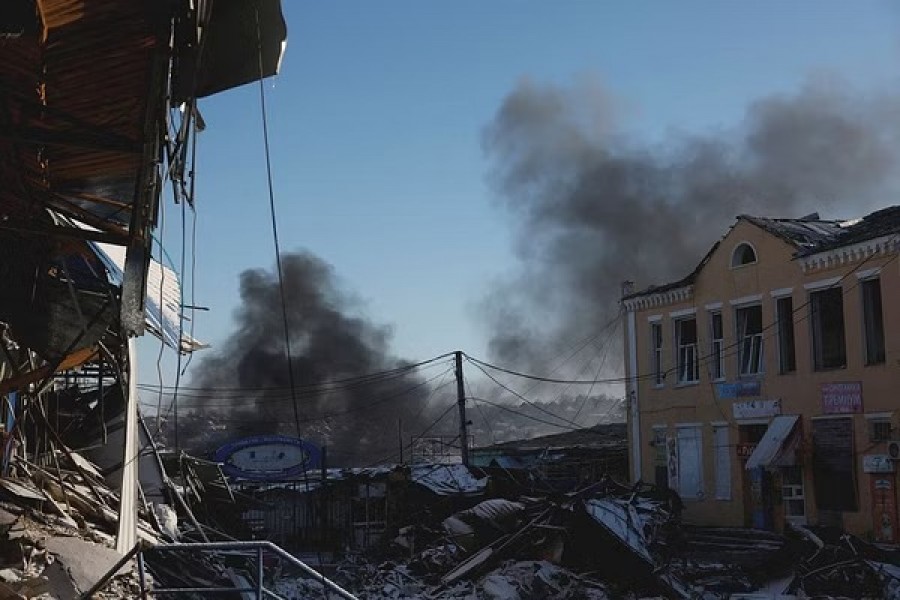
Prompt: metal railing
<box><xmin>80</xmin><ymin>541</ymin><xmax>358</xmax><ymax>599</ymax></box>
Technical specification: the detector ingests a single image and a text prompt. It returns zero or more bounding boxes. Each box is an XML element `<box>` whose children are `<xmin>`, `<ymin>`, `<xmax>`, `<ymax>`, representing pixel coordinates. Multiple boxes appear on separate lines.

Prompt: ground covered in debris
<box><xmin>270</xmin><ymin>481</ymin><xmax>900</xmax><ymax>600</ymax></box>
<box><xmin>0</xmin><ymin>452</ymin><xmax>157</xmax><ymax>599</ymax></box>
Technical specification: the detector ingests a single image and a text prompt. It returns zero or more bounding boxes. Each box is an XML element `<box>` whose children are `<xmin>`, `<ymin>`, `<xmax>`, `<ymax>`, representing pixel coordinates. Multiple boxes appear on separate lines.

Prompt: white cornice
<box><xmin>622</xmin><ymin>285</ymin><xmax>693</xmax><ymax>312</ymax></box>
<box><xmin>800</xmin><ymin>234</ymin><xmax>900</xmax><ymax>273</ymax></box>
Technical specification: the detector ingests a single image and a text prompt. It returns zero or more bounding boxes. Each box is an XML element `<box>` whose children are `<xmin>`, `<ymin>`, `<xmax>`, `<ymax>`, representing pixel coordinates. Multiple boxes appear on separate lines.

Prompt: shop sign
<box><xmin>736</xmin><ymin>443</ymin><xmax>757</xmax><ymax>459</ymax></box>
<box><xmin>733</xmin><ymin>399</ymin><xmax>782</xmax><ymax>419</ymax></box>
<box><xmin>214</xmin><ymin>435</ymin><xmax>321</xmax><ymax>480</ymax></box>
<box><xmin>863</xmin><ymin>454</ymin><xmax>895</xmax><ymax>474</ymax></box>
<box><xmin>716</xmin><ymin>381</ymin><xmax>762</xmax><ymax>399</ymax></box>
<box><xmin>871</xmin><ymin>475</ymin><xmax>898</xmax><ymax>543</ymax></box>
<box><xmin>666</xmin><ymin>436</ymin><xmax>679</xmax><ymax>490</ymax></box>
<box><xmin>822</xmin><ymin>382</ymin><xmax>863</xmax><ymax>414</ymax></box>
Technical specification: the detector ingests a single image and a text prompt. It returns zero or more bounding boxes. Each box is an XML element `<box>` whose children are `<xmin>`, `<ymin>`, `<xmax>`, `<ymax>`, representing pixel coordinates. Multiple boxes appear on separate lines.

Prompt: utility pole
<box><xmin>454</xmin><ymin>351</ymin><xmax>470</xmax><ymax>466</ymax></box>
<box><xmin>398</xmin><ymin>418</ymin><xmax>403</xmax><ymax>464</ymax></box>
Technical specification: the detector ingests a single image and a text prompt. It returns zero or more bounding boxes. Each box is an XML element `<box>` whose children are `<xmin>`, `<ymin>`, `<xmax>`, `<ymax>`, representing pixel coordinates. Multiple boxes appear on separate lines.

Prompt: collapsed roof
<box><xmin>623</xmin><ymin>205</ymin><xmax>900</xmax><ymax>301</ymax></box>
<box><xmin>0</xmin><ymin>0</ymin><xmax>285</xmax><ymax>370</ymax></box>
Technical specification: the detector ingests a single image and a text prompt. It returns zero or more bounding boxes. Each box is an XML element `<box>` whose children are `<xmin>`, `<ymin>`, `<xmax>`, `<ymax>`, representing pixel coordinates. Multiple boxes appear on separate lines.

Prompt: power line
<box><xmin>141</xmin><ymin>364</ymin><xmax>454</xmax><ymax>415</ymax></box>
<box><xmin>138</xmin><ymin>352</ymin><xmax>455</xmax><ymax>394</ymax></box>
<box><xmin>465</xmin><ymin>357</ymin><xmax>597</xmax><ymax>430</ymax></box>
<box><xmin>468</xmin><ymin>396</ymin><xmax>597</xmax><ymax>432</ymax></box>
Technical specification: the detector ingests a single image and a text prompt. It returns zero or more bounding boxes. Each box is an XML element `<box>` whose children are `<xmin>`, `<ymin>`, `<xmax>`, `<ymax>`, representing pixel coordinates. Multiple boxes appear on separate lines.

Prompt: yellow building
<box><xmin>622</xmin><ymin>206</ymin><xmax>900</xmax><ymax>540</ymax></box>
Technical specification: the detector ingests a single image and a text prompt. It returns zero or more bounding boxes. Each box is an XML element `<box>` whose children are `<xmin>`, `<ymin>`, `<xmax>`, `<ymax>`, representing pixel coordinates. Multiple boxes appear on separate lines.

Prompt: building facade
<box><xmin>622</xmin><ymin>207</ymin><xmax>900</xmax><ymax>540</ymax></box>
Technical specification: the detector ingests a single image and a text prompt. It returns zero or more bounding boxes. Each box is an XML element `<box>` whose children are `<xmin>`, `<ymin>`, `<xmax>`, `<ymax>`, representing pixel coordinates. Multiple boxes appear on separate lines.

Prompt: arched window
<box><xmin>731</xmin><ymin>242</ymin><xmax>757</xmax><ymax>267</ymax></box>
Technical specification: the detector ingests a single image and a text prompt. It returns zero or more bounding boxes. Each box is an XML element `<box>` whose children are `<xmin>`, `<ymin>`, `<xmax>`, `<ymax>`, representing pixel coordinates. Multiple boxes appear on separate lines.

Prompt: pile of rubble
<box><xmin>0</xmin><ymin>451</ymin><xmax>156</xmax><ymax>598</ymax></box>
<box><xmin>269</xmin><ymin>479</ymin><xmax>900</xmax><ymax>600</ymax></box>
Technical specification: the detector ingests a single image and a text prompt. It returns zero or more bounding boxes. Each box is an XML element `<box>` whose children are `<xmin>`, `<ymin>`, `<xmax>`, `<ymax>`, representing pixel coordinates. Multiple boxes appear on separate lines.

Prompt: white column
<box><xmin>627</xmin><ymin>310</ymin><xmax>642</xmax><ymax>482</ymax></box>
<box><xmin>116</xmin><ymin>337</ymin><xmax>139</xmax><ymax>553</ymax></box>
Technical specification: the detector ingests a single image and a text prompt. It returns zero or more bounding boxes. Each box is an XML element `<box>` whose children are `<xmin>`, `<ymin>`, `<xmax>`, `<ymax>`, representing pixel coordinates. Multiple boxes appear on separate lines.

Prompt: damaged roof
<box><xmin>473</xmin><ymin>423</ymin><xmax>627</xmax><ymax>453</ymax></box>
<box><xmin>623</xmin><ymin>205</ymin><xmax>900</xmax><ymax>301</ymax></box>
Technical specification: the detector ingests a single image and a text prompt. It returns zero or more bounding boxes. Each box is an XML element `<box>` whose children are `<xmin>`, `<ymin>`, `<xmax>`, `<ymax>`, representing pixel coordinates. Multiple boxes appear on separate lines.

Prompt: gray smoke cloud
<box><xmin>183</xmin><ymin>252</ymin><xmax>453</xmax><ymax>466</ymax></box>
<box><xmin>483</xmin><ymin>76</ymin><xmax>900</xmax><ymax>371</ymax></box>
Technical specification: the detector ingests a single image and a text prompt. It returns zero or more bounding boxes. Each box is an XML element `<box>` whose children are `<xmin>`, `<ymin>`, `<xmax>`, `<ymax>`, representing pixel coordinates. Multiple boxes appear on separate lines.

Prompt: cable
<box><xmin>468</xmin><ymin>396</ymin><xmax>588</xmax><ymax>432</ymax></box>
<box><xmin>465</xmin><ymin>357</ymin><xmax>587</xmax><ymax>429</ymax></box>
<box><xmin>464</xmin><ymin>353</ymin><xmax>641</xmax><ymax>385</ymax></box>
<box><xmin>143</xmin><ymin>365</ymin><xmax>454</xmax><ymax>421</ymax></box>
<box><xmin>361</xmin><ymin>401</ymin><xmax>458</xmax><ymax>468</ymax></box>
<box><xmin>139</xmin><ymin>352</ymin><xmax>455</xmax><ymax>394</ymax></box>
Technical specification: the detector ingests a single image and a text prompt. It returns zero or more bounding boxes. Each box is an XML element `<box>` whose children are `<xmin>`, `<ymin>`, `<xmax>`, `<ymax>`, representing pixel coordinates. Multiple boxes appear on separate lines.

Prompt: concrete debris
<box><xmin>263</xmin><ymin>480</ymin><xmax>900</xmax><ymax>600</ymax></box>
<box><xmin>0</xmin><ymin>452</ymin><xmax>159</xmax><ymax>598</ymax></box>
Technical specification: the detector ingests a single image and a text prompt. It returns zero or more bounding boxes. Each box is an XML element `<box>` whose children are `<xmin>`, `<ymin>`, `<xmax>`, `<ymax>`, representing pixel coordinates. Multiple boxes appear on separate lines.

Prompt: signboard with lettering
<box><xmin>716</xmin><ymin>381</ymin><xmax>762</xmax><ymax>400</ymax></box>
<box><xmin>214</xmin><ymin>435</ymin><xmax>321</xmax><ymax>481</ymax></box>
<box><xmin>736</xmin><ymin>443</ymin><xmax>757</xmax><ymax>459</ymax></box>
<box><xmin>871</xmin><ymin>475</ymin><xmax>898</xmax><ymax>543</ymax></box>
<box><xmin>822</xmin><ymin>382</ymin><xmax>863</xmax><ymax>414</ymax></box>
<box><xmin>666</xmin><ymin>436</ymin><xmax>679</xmax><ymax>490</ymax></box>
<box><xmin>733</xmin><ymin>399</ymin><xmax>782</xmax><ymax>419</ymax></box>
<box><xmin>864</xmin><ymin>455</ymin><xmax>895</xmax><ymax>474</ymax></box>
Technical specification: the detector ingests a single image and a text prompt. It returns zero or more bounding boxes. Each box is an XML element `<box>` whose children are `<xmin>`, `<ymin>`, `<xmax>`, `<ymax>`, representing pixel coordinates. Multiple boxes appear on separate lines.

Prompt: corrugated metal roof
<box><xmin>92</xmin><ymin>241</ymin><xmax>206</xmax><ymax>353</ymax></box>
<box><xmin>745</xmin><ymin>415</ymin><xmax>799</xmax><ymax>471</ymax></box>
<box><xmin>0</xmin><ymin>0</ymin><xmax>167</xmax><ymax>231</ymax></box>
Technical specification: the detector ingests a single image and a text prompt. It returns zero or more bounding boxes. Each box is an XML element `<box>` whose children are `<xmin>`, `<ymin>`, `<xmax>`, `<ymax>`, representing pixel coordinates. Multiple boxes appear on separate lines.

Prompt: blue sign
<box><xmin>214</xmin><ymin>435</ymin><xmax>321</xmax><ymax>481</ymax></box>
<box><xmin>716</xmin><ymin>381</ymin><xmax>761</xmax><ymax>400</ymax></box>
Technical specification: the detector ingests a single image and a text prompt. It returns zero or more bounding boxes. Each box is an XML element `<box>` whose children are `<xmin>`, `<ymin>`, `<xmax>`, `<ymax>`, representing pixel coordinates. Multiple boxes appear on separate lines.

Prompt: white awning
<box><xmin>745</xmin><ymin>415</ymin><xmax>800</xmax><ymax>470</ymax></box>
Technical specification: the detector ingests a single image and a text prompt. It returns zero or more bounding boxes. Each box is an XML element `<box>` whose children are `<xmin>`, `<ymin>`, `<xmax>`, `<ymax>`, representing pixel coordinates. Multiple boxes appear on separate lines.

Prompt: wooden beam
<box><xmin>0</xmin><ymin>346</ymin><xmax>98</xmax><ymax>395</ymax></box>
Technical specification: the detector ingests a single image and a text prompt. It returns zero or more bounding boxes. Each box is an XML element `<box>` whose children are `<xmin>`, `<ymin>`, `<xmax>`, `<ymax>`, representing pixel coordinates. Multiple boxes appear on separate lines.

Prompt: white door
<box><xmin>677</xmin><ymin>426</ymin><xmax>703</xmax><ymax>499</ymax></box>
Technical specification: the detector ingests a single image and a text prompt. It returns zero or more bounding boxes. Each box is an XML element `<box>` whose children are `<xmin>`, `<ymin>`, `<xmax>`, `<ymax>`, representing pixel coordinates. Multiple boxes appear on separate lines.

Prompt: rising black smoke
<box><xmin>181</xmin><ymin>252</ymin><xmax>453</xmax><ymax>466</ymax></box>
<box><xmin>483</xmin><ymin>76</ymin><xmax>900</xmax><ymax>371</ymax></box>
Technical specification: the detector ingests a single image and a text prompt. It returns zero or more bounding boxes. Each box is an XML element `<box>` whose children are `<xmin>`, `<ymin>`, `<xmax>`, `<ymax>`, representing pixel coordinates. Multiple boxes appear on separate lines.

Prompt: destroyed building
<box><xmin>622</xmin><ymin>205</ymin><xmax>900</xmax><ymax>539</ymax></box>
<box><xmin>470</xmin><ymin>423</ymin><xmax>628</xmax><ymax>493</ymax></box>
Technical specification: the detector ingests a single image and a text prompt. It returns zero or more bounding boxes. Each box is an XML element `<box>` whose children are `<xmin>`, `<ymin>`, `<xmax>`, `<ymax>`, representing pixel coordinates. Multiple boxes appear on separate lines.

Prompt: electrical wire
<box><xmin>465</xmin><ymin>357</ymin><xmax>587</xmax><ymax>429</ymax></box>
<box><xmin>139</xmin><ymin>352</ymin><xmax>454</xmax><ymax>394</ymax></box>
<box><xmin>467</xmin><ymin>396</ymin><xmax>591</xmax><ymax>431</ymax></box>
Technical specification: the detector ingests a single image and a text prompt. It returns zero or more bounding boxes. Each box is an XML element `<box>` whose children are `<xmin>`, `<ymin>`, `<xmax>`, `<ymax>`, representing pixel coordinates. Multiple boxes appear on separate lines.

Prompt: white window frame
<box><xmin>709</xmin><ymin>311</ymin><xmax>724</xmax><ymax>381</ymax></box>
<box><xmin>713</xmin><ymin>425</ymin><xmax>731</xmax><ymax>500</ymax></box>
<box><xmin>730</xmin><ymin>241</ymin><xmax>758</xmax><ymax>268</ymax></box>
<box><xmin>775</xmin><ymin>295</ymin><xmax>796</xmax><ymax>374</ymax></box>
<box><xmin>736</xmin><ymin>304</ymin><xmax>764</xmax><ymax>376</ymax></box>
<box><xmin>676</xmin><ymin>425</ymin><xmax>704</xmax><ymax>499</ymax></box>
<box><xmin>674</xmin><ymin>317</ymin><xmax>699</xmax><ymax>384</ymax></box>
<box><xmin>809</xmin><ymin>286</ymin><xmax>846</xmax><ymax>371</ymax></box>
<box><xmin>860</xmin><ymin>276</ymin><xmax>886</xmax><ymax>366</ymax></box>
<box><xmin>650</xmin><ymin>322</ymin><xmax>664</xmax><ymax>387</ymax></box>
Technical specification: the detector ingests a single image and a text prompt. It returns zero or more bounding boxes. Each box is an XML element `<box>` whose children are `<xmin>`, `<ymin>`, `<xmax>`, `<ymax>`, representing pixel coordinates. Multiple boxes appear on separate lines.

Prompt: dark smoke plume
<box><xmin>483</xmin><ymin>76</ymin><xmax>900</xmax><ymax>371</ymax></box>
<box><xmin>182</xmin><ymin>252</ymin><xmax>452</xmax><ymax>466</ymax></box>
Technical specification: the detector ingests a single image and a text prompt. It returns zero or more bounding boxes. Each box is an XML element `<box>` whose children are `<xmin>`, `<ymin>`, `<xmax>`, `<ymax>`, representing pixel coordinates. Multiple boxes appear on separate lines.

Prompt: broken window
<box><xmin>731</xmin><ymin>242</ymin><xmax>757</xmax><ymax>267</ymax></box>
<box><xmin>736</xmin><ymin>305</ymin><xmax>763</xmax><ymax>375</ymax></box>
<box><xmin>650</xmin><ymin>322</ymin><xmax>663</xmax><ymax>386</ymax></box>
<box><xmin>862</xmin><ymin>278</ymin><xmax>886</xmax><ymax>365</ymax></box>
<box><xmin>713</xmin><ymin>425</ymin><xmax>731</xmax><ymax>500</ymax></box>
<box><xmin>776</xmin><ymin>297</ymin><xmax>796</xmax><ymax>374</ymax></box>
<box><xmin>710</xmin><ymin>312</ymin><xmax>724</xmax><ymax>380</ymax></box>
<box><xmin>810</xmin><ymin>287</ymin><xmax>846</xmax><ymax>371</ymax></box>
<box><xmin>675</xmin><ymin>318</ymin><xmax>699</xmax><ymax>383</ymax></box>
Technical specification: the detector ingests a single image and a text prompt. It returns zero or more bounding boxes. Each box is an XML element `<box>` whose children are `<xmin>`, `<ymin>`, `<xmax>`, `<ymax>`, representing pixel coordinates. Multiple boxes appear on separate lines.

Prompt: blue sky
<box><xmin>140</xmin><ymin>0</ymin><xmax>900</xmax><ymax>379</ymax></box>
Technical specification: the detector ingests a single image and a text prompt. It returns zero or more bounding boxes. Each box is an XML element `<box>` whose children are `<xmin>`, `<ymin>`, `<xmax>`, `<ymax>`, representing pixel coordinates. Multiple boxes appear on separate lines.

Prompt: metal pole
<box><xmin>257</xmin><ymin>546</ymin><xmax>264</xmax><ymax>599</ymax></box>
<box><xmin>77</xmin><ymin>542</ymin><xmax>143</xmax><ymax>600</ymax></box>
<box><xmin>454</xmin><ymin>351</ymin><xmax>469</xmax><ymax>466</ymax></box>
<box><xmin>397</xmin><ymin>418</ymin><xmax>403</xmax><ymax>464</ymax></box>
<box><xmin>137</xmin><ymin>549</ymin><xmax>148</xmax><ymax>600</ymax></box>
